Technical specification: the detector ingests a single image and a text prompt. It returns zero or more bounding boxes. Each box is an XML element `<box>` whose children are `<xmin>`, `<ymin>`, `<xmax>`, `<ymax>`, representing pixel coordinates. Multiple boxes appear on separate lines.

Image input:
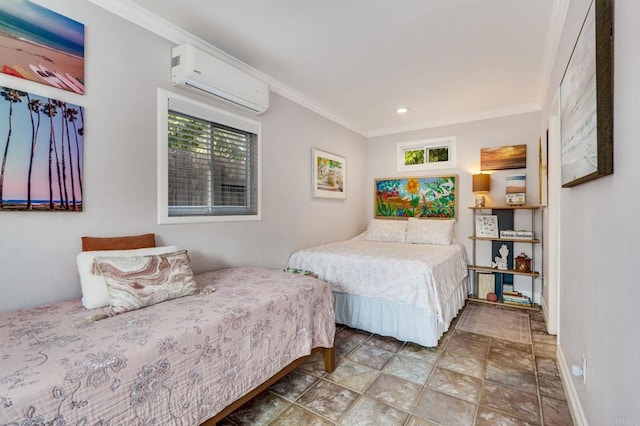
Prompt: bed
<box><xmin>0</xmin><ymin>266</ymin><xmax>335</xmax><ymax>425</ymax></box>
<box><xmin>288</xmin><ymin>218</ymin><xmax>469</xmax><ymax>347</ymax></box>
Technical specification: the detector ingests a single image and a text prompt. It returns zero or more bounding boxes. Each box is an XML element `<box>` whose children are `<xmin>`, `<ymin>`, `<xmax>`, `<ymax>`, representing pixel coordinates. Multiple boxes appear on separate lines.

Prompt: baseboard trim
<box><xmin>556</xmin><ymin>346</ymin><xmax>588</xmax><ymax>425</ymax></box>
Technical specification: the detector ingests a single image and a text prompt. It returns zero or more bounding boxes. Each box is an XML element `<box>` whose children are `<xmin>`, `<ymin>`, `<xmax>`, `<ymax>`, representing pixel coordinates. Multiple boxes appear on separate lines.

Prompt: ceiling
<box><xmin>98</xmin><ymin>0</ymin><xmax>564</xmax><ymax>136</ymax></box>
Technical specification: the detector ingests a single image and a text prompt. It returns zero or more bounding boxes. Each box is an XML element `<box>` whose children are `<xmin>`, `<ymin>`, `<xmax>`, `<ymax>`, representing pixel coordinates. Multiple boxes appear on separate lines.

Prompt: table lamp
<box><xmin>472</xmin><ymin>173</ymin><xmax>490</xmax><ymax>207</ymax></box>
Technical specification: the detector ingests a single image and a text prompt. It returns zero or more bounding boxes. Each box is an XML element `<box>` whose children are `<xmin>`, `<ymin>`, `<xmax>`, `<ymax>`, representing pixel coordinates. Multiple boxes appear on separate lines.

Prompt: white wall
<box><xmin>367</xmin><ymin>112</ymin><xmax>542</xmax><ymax>299</ymax></box>
<box><xmin>0</xmin><ymin>0</ymin><xmax>367</xmax><ymax>313</ymax></box>
<box><xmin>540</xmin><ymin>0</ymin><xmax>640</xmax><ymax>423</ymax></box>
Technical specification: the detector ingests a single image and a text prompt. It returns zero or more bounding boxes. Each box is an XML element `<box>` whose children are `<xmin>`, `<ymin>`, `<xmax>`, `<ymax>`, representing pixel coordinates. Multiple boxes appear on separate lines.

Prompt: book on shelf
<box><xmin>504</xmin><ymin>301</ymin><xmax>532</xmax><ymax>307</ymax></box>
<box><xmin>502</xmin><ymin>291</ymin><xmax>532</xmax><ymax>306</ymax></box>
<box><xmin>499</xmin><ymin>230</ymin><xmax>534</xmax><ymax>239</ymax></box>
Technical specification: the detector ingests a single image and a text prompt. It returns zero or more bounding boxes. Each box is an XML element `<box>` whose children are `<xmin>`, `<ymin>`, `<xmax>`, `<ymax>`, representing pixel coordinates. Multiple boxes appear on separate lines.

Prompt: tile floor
<box><xmin>219</xmin><ymin>302</ymin><xmax>573</xmax><ymax>425</ymax></box>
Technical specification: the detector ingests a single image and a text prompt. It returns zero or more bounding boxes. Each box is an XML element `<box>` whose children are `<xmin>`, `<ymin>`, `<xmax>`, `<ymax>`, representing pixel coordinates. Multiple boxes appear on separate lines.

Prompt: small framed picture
<box><xmin>506</xmin><ymin>173</ymin><xmax>526</xmax><ymax>205</ymax></box>
<box><xmin>475</xmin><ymin>215</ymin><xmax>499</xmax><ymax>238</ymax></box>
<box><xmin>312</xmin><ymin>148</ymin><xmax>346</xmax><ymax>199</ymax></box>
<box><xmin>477</xmin><ymin>273</ymin><xmax>496</xmax><ymax>299</ymax></box>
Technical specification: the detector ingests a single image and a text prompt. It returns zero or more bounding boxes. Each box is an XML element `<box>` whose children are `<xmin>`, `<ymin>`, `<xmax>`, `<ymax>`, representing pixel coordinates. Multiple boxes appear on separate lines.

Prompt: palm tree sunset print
<box><xmin>0</xmin><ymin>86</ymin><xmax>83</xmax><ymax>211</ymax></box>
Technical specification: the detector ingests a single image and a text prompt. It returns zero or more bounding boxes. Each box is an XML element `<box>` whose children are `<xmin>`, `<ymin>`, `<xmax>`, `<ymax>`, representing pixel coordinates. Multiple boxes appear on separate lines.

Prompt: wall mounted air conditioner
<box><xmin>171</xmin><ymin>43</ymin><xmax>269</xmax><ymax>114</ymax></box>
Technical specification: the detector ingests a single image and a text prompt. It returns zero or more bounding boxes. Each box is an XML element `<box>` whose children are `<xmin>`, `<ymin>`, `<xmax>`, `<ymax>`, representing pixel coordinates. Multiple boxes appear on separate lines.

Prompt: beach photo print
<box><xmin>0</xmin><ymin>0</ymin><xmax>84</xmax><ymax>94</ymax></box>
<box><xmin>0</xmin><ymin>87</ymin><xmax>84</xmax><ymax>211</ymax></box>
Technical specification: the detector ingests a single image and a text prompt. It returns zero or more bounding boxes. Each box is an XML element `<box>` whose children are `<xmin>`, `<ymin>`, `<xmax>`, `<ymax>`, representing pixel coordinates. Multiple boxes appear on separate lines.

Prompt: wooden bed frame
<box><xmin>201</xmin><ymin>346</ymin><xmax>335</xmax><ymax>425</ymax></box>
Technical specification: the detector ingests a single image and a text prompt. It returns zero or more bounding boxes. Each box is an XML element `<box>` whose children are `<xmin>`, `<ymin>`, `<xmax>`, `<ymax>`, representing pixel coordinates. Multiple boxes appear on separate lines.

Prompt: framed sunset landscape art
<box><xmin>0</xmin><ymin>86</ymin><xmax>84</xmax><ymax>211</ymax></box>
<box><xmin>481</xmin><ymin>144</ymin><xmax>527</xmax><ymax>171</ymax></box>
<box><xmin>0</xmin><ymin>0</ymin><xmax>85</xmax><ymax>94</ymax></box>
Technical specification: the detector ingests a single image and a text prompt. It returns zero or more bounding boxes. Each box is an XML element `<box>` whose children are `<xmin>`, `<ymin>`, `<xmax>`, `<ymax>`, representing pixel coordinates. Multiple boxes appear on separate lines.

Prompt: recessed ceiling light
<box><xmin>396</xmin><ymin>107</ymin><xmax>409</xmax><ymax>114</ymax></box>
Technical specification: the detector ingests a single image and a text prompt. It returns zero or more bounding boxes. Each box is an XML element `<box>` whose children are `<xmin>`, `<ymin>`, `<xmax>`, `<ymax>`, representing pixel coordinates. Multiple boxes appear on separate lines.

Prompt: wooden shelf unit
<box><xmin>468</xmin><ymin>205</ymin><xmax>542</xmax><ymax>309</ymax></box>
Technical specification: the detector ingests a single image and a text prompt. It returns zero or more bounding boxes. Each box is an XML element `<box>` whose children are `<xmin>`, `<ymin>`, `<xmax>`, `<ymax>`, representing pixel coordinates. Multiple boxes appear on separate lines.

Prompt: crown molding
<box><xmin>87</xmin><ymin>0</ymin><xmax>367</xmax><ymax>136</ymax></box>
<box><xmin>367</xmin><ymin>103</ymin><xmax>541</xmax><ymax>138</ymax></box>
<box><xmin>537</xmin><ymin>0</ymin><xmax>571</xmax><ymax>108</ymax></box>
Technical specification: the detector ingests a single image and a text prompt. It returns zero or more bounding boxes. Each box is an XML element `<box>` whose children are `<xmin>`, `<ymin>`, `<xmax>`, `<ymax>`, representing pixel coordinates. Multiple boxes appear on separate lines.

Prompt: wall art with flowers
<box><xmin>374</xmin><ymin>175</ymin><xmax>457</xmax><ymax>219</ymax></box>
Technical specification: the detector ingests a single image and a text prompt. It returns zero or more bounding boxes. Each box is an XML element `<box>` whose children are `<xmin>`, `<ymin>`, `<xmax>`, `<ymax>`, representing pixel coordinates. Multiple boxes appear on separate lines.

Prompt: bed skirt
<box><xmin>334</xmin><ymin>276</ymin><xmax>468</xmax><ymax>347</ymax></box>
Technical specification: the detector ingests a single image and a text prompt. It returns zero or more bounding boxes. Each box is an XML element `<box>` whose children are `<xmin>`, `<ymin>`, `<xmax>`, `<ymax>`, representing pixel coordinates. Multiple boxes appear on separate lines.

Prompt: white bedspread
<box><xmin>288</xmin><ymin>239</ymin><xmax>468</xmax><ymax>322</ymax></box>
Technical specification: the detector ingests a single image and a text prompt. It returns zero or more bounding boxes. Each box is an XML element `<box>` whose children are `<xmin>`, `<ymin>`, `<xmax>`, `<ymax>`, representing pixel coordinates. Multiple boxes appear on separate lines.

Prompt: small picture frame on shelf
<box><xmin>506</xmin><ymin>174</ymin><xmax>526</xmax><ymax>206</ymax></box>
<box><xmin>475</xmin><ymin>215</ymin><xmax>499</xmax><ymax>238</ymax></box>
<box><xmin>477</xmin><ymin>273</ymin><xmax>495</xmax><ymax>299</ymax></box>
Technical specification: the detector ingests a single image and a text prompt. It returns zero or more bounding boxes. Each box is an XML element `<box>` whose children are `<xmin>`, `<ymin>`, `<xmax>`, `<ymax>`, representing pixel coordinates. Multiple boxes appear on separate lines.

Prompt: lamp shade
<box><xmin>472</xmin><ymin>173</ymin><xmax>490</xmax><ymax>192</ymax></box>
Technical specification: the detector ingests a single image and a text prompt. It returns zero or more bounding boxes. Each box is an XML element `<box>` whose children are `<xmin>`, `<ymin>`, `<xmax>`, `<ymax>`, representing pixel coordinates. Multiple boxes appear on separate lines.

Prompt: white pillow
<box><xmin>406</xmin><ymin>218</ymin><xmax>455</xmax><ymax>245</ymax></box>
<box><xmin>77</xmin><ymin>246</ymin><xmax>179</xmax><ymax>309</ymax></box>
<box><xmin>364</xmin><ymin>219</ymin><xmax>407</xmax><ymax>243</ymax></box>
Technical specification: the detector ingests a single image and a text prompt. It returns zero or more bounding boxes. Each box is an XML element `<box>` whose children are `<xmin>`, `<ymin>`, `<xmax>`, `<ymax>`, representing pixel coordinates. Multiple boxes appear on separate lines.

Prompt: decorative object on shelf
<box><xmin>506</xmin><ymin>173</ymin><xmax>526</xmax><ymax>205</ymax></box>
<box><xmin>472</xmin><ymin>173</ymin><xmax>490</xmax><ymax>207</ymax></box>
<box><xmin>480</xmin><ymin>144</ymin><xmax>527</xmax><ymax>171</ymax></box>
<box><xmin>374</xmin><ymin>175</ymin><xmax>457</xmax><ymax>219</ymax></box>
<box><xmin>475</xmin><ymin>215</ymin><xmax>499</xmax><ymax>238</ymax></box>
<box><xmin>515</xmin><ymin>253</ymin><xmax>532</xmax><ymax>273</ymax></box>
<box><xmin>500</xmin><ymin>230</ymin><xmax>534</xmax><ymax>240</ymax></box>
<box><xmin>486</xmin><ymin>293</ymin><xmax>498</xmax><ymax>302</ymax></box>
<box><xmin>492</xmin><ymin>244</ymin><xmax>509</xmax><ymax>270</ymax></box>
<box><xmin>312</xmin><ymin>148</ymin><xmax>346</xmax><ymax>199</ymax></box>
<box><xmin>560</xmin><ymin>0</ymin><xmax>613</xmax><ymax>188</ymax></box>
<box><xmin>477</xmin><ymin>273</ymin><xmax>495</xmax><ymax>300</ymax></box>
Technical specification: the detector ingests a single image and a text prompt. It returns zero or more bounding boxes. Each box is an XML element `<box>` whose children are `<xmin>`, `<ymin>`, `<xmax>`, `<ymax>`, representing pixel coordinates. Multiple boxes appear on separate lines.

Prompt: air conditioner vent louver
<box><xmin>171</xmin><ymin>44</ymin><xmax>269</xmax><ymax>115</ymax></box>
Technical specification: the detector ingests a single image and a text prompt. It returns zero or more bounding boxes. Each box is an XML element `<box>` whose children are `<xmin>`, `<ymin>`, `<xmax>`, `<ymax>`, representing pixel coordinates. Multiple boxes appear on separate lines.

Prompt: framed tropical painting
<box><xmin>374</xmin><ymin>175</ymin><xmax>457</xmax><ymax>219</ymax></box>
<box><xmin>312</xmin><ymin>148</ymin><xmax>346</xmax><ymax>199</ymax></box>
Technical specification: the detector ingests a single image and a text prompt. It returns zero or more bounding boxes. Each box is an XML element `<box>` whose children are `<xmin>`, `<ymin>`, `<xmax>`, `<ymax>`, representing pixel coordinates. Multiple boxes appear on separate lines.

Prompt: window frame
<box><xmin>157</xmin><ymin>88</ymin><xmax>262</xmax><ymax>224</ymax></box>
<box><xmin>396</xmin><ymin>136</ymin><xmax>457</xmax><ymax>172</ymax></box>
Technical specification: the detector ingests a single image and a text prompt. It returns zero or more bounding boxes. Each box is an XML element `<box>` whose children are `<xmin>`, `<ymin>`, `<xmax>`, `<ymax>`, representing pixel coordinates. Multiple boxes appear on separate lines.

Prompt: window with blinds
<box><xmin>168</xmin><ymin>111</ymin><xmax>257</xmax><ymax>216</ymax></box>
<box><xmin>158</xmin><ymin>89</ymin><xmax>261</xmax><ymax>224</ymax></box>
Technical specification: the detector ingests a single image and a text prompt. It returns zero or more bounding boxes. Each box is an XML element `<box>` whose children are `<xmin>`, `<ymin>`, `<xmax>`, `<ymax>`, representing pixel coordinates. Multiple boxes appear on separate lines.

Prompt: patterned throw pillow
<box><xmin>364</xmin><ymin>218</ymin><xmax>408</xmax><ymax>243</ymax></box>
<box><xmin>77</xmin><ymin>245</ymin><xmax>180</xmax><ymax>309</ymax></box>
<box><xmin>405</xmin><ymin>218</ymin><xmax>455</xmax><ymax>245</ymax></box>
<box><xmin>94</xmin><ymin>250</ymin><xmax>198</xmax><ymax>314</ymax></box>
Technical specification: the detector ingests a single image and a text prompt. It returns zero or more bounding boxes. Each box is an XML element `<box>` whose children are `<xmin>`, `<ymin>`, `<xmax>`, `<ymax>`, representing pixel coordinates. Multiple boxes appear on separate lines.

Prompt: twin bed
<box><xmin>0</xmin><ymin>267</ymin><xmax>335</xmax><ymax>425</ymax></box>
<box><xmin>1</xmin><ymin>217</ymin><xmax>468</xmax><ymax>424</ymax></box>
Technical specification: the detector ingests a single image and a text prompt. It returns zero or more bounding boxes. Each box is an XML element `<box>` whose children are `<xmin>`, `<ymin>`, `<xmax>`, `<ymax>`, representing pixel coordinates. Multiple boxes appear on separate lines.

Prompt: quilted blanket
<box><xmin>0</xmin><ymin>267</ymin><xmax>335</xmax><ymax>425</ymax></box>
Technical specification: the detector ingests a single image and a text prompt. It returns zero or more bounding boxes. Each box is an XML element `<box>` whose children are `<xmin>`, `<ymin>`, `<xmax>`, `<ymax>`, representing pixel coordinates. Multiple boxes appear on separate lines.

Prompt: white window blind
<box><xmin>158</xmin><ymin>89</ymin><xmax>261</xmax><ymax>224</ymax></box>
